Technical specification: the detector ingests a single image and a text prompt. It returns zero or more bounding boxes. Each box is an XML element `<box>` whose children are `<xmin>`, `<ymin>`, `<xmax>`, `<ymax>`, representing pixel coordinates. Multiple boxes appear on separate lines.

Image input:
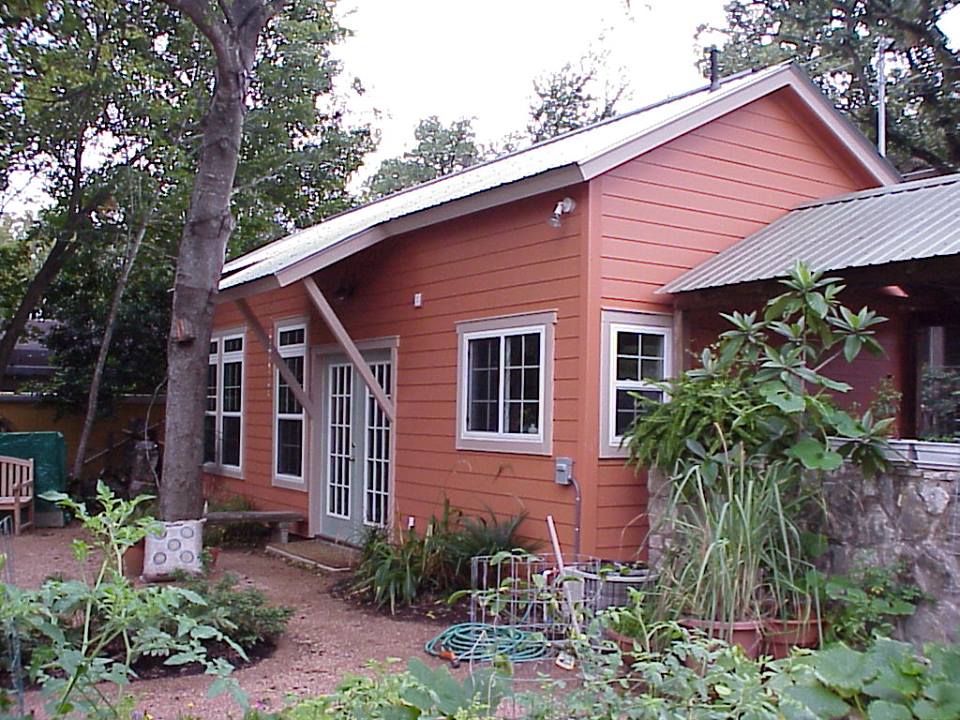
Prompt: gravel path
<box><xmin>7</xmin><ymin>526</ymin><xmax>446</xmax><ymax>719</ymax></box>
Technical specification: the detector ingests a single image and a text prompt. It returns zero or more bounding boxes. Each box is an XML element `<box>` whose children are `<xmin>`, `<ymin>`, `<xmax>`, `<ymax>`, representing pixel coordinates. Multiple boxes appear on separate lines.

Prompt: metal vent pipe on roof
<box><xmin>709</xmin><ymin>47</ymin><xmax>720</xmax><ymax>91</ymax></box>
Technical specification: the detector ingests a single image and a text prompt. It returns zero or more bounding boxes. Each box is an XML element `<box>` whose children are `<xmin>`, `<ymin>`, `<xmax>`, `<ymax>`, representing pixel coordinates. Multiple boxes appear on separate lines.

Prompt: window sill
<box><xmin>600</xmin><ymin>440</ymin><xmax>631</xmax><ymax>460</ymax></box>
<box><xmin>202</xmin><ymin>463</ymin><xmax>244</xmax><ymax>480</ymax></box>
<box><xmin>272</xmin><ymin>475</ymin><xmax>308</xmax><ymax>492</ymax></box>
<box><xmin>456</xmin><ymin>435</ymin><xmax>552</xmax><ymax>456</ymax></box>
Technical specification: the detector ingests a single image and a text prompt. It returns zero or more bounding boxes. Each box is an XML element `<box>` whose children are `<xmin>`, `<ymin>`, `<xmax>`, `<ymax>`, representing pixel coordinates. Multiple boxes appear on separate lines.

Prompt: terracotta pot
<box><xmin>604</xmin><ymin>627</ymin><xmax>636</xmax><ymax>656</ymax></box>
<box><xmin>122</xmin><ymin>540</ymin><xmax>145</xmax><ymax>579</ymax></box>
<box><xmin>763</xmin><ymin>617</ymin><xmax>822</xmax><ymax>659</ymax></box>
<box><xmin>679</xmin><ymin>617</ymin><xmax>765</xmax><ymax>659</ymax></box>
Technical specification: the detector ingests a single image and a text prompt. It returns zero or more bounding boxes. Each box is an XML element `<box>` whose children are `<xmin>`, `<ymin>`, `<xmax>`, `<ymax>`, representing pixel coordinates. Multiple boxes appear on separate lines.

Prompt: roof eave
<box><xmin>581</xmin><ymin>64</ymin><xmax>899</xmax><ymax>186</ymax></box>
<box><xmin>216</xmin><ymin>163</ymin><xmax>585</xmax><ymax>300</ymax></box>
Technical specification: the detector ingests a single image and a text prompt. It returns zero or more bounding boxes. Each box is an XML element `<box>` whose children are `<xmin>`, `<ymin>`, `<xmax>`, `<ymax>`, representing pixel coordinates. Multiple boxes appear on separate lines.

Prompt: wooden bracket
<box><xmin>235</xmin><ymin>298</ymin><xmax>319</xmax><ymax>419</ymax></box>
<box><xmin>303</xmin><ymin>276</ymin><xmax>396</xmax><ymax>422</ymax></box>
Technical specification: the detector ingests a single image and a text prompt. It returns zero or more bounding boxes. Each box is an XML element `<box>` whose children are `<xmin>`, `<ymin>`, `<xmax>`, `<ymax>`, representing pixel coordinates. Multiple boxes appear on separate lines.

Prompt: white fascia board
<box><xmin>272</xmin><ymin>164</ymin><xmax>584</xmax><ymax>289</ymax></box>
<box><xmin>578</xmin><ymin>65</ymin><xmax>900</xmax><ymax>186</ymax></box>
<box><xmin>214</xmin><ymin>274</ymin><xmax>282</xmax><ymax>305</ymax></box>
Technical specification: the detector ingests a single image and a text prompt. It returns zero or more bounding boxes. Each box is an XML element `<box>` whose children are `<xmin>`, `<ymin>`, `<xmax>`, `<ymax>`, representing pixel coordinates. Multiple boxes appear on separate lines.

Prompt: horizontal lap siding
<box><xmin>332</xmin><ymin>189</ymin><xmax>586</xmax><ymax>551</ymax></box>
<box><xmin>203</xmin><ymin>283</ymin><xmax>316</xmax><ymax>518</ymax></box>
<box><xmin>208</xmin><ymin>188</ymin><xmax>587</xmax><ymax>551</ymax></box>
<box><xmin>589</xmin><ymin>89</ymin><xmax>878</xmax><ymax>559</ymax></box>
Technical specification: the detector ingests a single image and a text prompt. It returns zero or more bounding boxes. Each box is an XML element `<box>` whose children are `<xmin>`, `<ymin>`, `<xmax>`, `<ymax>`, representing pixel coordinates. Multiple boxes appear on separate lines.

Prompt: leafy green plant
<box><xmin>776</xmin><ymin>637</ymin><xmax>960</xmax><ymax>720</ymax></box>
<box><xmin>626</xmin><ymin>261</ymin><xmax>892</xmax><ymax>480</ymax></box>
<box><xmin>822</xmin><ymin>563</ymin><xmax>926</xmax><ymax>648</ymax></box>
<box><xmin>0</xmin><ymin>483</ymin><xmax>245</xmax><ymax>718</ymax></box>
<box><xmin>350</xmin><ymin>503</ymin><xmax>535</xmax><ymax>613</ymax></box>
<box><xmin>241</xmin><ymin>658</ymin><xmax>511</xmax><ymax>719</ymax></box>
<box><xmin>171</xmin><ymin>574</ymin><xmax>293</xmax><ymax>652</ymax></box>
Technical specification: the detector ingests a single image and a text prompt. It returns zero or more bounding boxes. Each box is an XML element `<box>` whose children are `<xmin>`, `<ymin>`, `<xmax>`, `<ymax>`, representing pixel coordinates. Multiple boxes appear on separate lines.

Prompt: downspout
<box><xmin>570</xmin><ymin>473</ymin><xmax>582</xmax><ymax>558</ymax></box>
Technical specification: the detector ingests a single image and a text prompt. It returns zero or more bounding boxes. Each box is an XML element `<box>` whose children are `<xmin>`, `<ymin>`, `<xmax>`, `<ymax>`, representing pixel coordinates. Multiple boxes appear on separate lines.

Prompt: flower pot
<box><xmin>679</xmin><ymin>617</ymin><xmax>764</xmax><ymax>659</ymax></box>
<box><xmin>763</xmin><ymin>617</ymin><xmax>822</xmax><ymax>659</ymax></box>
<box><xmin>122</xmin><ymin>539</ymin><xmax>145</xmax><ymax>579</ymax></box>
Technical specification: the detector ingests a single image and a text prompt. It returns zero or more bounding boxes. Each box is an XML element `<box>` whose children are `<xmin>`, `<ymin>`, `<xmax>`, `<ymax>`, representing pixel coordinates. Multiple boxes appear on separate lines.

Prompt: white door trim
<box><xmin>310</xmin><ymin>339</ymin><xmax>398</xmax><ymax>539</ymax></box>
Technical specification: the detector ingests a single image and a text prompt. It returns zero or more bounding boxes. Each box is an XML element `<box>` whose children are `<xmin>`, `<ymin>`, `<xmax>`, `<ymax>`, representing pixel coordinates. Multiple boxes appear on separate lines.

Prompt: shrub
<box><xmin>350</xmin><ymin>503</ymin><xmax>536</xmax><ymax>613</ymax></box>
<box><xmin>0</xmin><ymin>483</ymin><xmax>245</xmax><ymax>718</ymax></box>
<box><xmin>821</xmin><ymin>562</ymin><xmax>927</xmax><ymax>648</ymax></box>
<box><xmin>172</xmin><ymin>574</ymin><xmax>293</xmax><ymax>652</ymax></box>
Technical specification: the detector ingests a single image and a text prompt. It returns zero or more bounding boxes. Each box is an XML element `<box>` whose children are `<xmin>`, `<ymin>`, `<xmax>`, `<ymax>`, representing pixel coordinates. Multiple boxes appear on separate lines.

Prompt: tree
<box><xmin>707</xmin><ymin>1</ymin><xmax>960</xmax><ymax>173</ymax></box>
<box><xmin>1</xmin><ymin>2</ymin><xmax>371</xmax><ymax>486</ymax></box>
<box><xmin>0</xmin><ymin>1</ymin><xmax>143</xmax><ymax>385</ymax></box>
<box><xmin>158</xmin><ymin>0</ymin><xmax>373</xmax><ymax>520</ymax></box>
<box><xmin>526</xmin><ymin>49</ymin><xmax>629</xmax><ymax>143</ymax></box>
<box><xmin>366</xmin><ymin>116</ymin><xmax>483</xmax><ymax>199</ymax></box>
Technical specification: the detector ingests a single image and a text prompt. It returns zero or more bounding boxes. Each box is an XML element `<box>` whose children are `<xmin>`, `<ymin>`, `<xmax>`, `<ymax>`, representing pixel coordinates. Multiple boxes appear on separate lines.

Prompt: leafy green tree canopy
<box><xmin>527</xmin><ymin>49</ymin><xmax>629</xmax><ymax>143</ymax></box>
<box><xmin>366</xmin><ymin>116</ymin><xmax>483</xmax><ymax>199</ymax></box>
<box><xmin>707</xmin><ymin>1</ymin><xmax>960</xmax><ymax>173</ymax></box>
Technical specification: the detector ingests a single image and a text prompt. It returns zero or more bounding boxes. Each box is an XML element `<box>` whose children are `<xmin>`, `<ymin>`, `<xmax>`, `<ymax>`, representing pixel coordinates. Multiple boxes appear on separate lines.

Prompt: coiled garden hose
<box><xmin>424</xmin><ymin>622</ymin><xmax>548</xmax><ymax>665</ymax></box>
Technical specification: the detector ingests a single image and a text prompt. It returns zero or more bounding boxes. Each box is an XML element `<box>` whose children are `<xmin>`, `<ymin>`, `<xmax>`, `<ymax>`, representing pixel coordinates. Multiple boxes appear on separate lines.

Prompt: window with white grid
<box><xmin>275</xmin><ymin>324</ymin><xmax>307</xmax><ymax>484</ymax></box>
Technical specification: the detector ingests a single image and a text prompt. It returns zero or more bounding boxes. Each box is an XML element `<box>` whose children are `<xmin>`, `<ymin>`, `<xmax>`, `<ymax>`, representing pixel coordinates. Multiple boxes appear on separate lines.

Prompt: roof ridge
<box><xmin>225</xmin><ymin>63</ymin><xmax>790</xmax><ymax>272</ymax></box>
<box><xmin>793</xmin><ymin>172</ymin><xmax>960</xmax><ymax>210</ymax></box>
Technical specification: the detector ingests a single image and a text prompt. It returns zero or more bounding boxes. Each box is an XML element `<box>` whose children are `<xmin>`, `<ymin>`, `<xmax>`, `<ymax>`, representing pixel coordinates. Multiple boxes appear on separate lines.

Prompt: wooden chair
<box><xmin>0</xmin><ymin>455</ymin><xmax>35</xmax><ymax>535</ymax></box>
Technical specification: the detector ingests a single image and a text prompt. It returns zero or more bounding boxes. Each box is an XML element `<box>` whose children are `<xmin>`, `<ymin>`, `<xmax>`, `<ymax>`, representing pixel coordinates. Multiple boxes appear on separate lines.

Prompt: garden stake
<box><xmin>546</xmin><ymin>515</ymin><xmax>581</xmax><ymax>636</ymax></box>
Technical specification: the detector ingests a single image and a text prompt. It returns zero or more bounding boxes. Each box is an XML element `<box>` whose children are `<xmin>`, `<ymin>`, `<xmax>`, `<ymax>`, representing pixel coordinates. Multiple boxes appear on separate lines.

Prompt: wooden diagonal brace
<box><xmin>235</xmin><ymin>298</ymin><xmax>319</xmax><ymax>419</ymax></box>
<box><xmin>303</xmin><ymin>276</ymin><xmax>396</xmax><ymax>422</ymax></box>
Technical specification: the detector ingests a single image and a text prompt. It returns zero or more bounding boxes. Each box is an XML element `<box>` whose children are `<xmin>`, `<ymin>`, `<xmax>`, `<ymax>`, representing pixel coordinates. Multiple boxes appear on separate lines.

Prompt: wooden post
<box><xmin>303</xmin><ymin>276</ymin><xmax>396</xmax><ymax>422</ymax></box>
<box><xmin>235</xmin><ymin>298</ymin><xmax>320</xmax><ymax>419</ymax></box>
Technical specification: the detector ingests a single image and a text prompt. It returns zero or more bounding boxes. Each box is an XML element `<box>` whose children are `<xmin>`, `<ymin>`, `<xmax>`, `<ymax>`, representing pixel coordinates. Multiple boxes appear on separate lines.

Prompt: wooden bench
<box><xmin>204</xmin><ymin>510</ymin><xmax>304</xmax><ymax>544</ymax></box>
<box><xmin>0</xmin><ymin>455</ymin><xmax>34</xmax><ymax>535</ymax></box>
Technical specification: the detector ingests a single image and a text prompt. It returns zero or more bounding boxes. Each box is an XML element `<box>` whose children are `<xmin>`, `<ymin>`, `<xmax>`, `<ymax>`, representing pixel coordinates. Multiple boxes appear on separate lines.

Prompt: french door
<box><xmin>320</xmin><ymin>350</ymin><xmax>393</xmax><ymax>543</ymax></box>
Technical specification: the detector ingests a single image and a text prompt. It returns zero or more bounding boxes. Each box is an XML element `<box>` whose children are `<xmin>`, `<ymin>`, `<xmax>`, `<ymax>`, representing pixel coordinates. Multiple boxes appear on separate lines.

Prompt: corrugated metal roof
<box><xmin>220</xmin><ymin>63</ymin><xmax>822</xmax><ymax>292</ymax></box>
<box><xmin>662</xmin><ymin>173</ymin><xmax>960</xmax><ymax>294</ymax></box>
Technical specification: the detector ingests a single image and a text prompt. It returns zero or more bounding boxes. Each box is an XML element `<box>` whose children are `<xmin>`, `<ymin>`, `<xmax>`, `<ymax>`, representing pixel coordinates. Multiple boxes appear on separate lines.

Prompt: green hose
<box><xmin>424</xmin><ymin>622</ymin><xmax>548</xmax><ymax>664</ymax></box>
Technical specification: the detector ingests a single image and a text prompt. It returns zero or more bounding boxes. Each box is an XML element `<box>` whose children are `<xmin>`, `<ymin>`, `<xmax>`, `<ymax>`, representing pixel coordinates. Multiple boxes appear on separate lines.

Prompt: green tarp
<box><xmin>0</xmin><ymin>432</ymin><xmax>67</xmax><ymax>526</ymax></box>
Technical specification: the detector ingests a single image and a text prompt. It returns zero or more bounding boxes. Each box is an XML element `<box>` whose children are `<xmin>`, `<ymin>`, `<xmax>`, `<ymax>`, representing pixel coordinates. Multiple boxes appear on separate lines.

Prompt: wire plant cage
<box><xmin>469</xmin><ymin>552</ymin><xmax>603</xmax><ymax>639</ymax></box>
<box><xmin>1</xmin><ymin>515</ymin><xmax>25</xmax><ymax>717</ymax></box>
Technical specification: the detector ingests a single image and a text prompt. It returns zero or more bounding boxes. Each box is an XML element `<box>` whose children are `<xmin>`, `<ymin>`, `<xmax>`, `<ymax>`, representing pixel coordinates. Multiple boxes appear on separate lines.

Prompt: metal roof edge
<box><xmin>219</xmin><ymin>164</ymin><xmax>586</xmax><ymax>294</ymax></box>
<box><xmin>792</xmin><ymin>171</ymin><xmax>960</xmax><ymax>210</ymax></box>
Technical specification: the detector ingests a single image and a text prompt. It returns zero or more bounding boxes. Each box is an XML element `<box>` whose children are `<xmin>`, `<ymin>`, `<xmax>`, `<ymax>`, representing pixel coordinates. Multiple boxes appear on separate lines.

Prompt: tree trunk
<box><xmin>159</xmin><ymin>0</ymin><xmax>279</xmax><ymax>521</ymax></box>
<box><xmin>0</xmin><ymin>239</ymin><xmax>73</xmax><ymax>383</ymax></box>
<box><xmin>70</xmin><ymin>200</ymin><xmax>157</xmax><ymax>482</ymax></box>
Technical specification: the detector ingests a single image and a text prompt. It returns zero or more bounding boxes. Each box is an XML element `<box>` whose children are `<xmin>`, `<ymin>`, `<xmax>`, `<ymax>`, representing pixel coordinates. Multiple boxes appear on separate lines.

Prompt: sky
<box><xmin>4</xmin><ymin>1</ymin><xmax>960</xmax><ymax>212</ymax></box>
<box><xmin>331</xmin><ymin>1</ymin><xmax>960</xmax><ymax>185</ymax></box>
<box><xmin>332</xmin><ymin>0</ymin><xmax>731</xmax><ymax>183</ymax></box>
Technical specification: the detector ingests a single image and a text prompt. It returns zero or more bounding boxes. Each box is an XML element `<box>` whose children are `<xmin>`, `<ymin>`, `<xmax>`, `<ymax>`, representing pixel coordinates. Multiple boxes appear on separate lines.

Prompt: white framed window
<box><xmin>204</xmin><ymin>331</ymin><xmax>245</xmax><ymax>475</ymax></box>
<box><xmin>600</xmin><ymin>310</ymin><xmax>672</xmax><ymax>457</ymax></box>
<box><xmin>456</xmin><ymin>310</ymin><xmax>556</xmax><ymax>455</ymax></box>
<box><xmin>273</xmin><ymin>322</ymin><xmax>307</xmax><ymax>489</ymax></box>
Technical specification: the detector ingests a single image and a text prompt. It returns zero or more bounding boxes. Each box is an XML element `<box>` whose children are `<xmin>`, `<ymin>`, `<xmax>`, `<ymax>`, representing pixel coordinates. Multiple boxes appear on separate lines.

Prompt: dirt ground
<box><xmin>6</xmin><ymin>526</ymin><xmax>451</xmax><ymax>719</ymax></box>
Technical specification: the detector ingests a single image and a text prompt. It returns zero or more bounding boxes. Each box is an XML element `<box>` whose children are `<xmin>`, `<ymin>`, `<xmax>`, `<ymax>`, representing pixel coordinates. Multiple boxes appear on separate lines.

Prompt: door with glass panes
<box><xmin>320</xmin><ymin>350</ymin><xmax>393</xmax><ymax>543</ymax></box>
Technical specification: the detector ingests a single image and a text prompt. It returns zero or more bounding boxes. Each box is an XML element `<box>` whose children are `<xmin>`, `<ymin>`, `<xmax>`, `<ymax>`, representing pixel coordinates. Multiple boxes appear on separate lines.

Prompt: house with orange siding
<box><xmin>202</xmin><ymin>62</ymin><xmax>942</xmax><ymax>560</ymax></box>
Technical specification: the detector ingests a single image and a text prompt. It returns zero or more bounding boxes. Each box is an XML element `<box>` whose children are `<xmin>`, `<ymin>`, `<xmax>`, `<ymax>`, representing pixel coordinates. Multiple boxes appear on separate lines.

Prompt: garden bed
<box><xmin>5</xmin><ymin>526</ymin><xmax>451</xmax><ymax>719</ymax></box>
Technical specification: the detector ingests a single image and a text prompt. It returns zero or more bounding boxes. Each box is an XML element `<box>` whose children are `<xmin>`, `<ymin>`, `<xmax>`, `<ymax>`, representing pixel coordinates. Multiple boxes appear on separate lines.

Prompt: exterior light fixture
<box><xmin>548</xmin><ymin>197</ymin><xmax>576</xmax><ymax>227</ymax></box>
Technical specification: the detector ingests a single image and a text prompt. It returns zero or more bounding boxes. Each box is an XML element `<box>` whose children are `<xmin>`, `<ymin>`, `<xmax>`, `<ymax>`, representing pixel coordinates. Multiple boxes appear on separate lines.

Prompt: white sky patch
<box><xmin>940</xmin><ymin>4</ymin><xmax>960</xmax><ymax>50</ymax></box>
<box><xmin>333</xmin><ymin>0</ymin><xmax>729</xmax><ymax>184</ymax></box>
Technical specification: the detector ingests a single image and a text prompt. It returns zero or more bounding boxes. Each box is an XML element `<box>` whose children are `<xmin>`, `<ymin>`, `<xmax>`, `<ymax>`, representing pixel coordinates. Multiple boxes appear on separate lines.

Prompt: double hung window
<box><xmin>275</xmin><ymin>324</ymin><xmax>307</xmax><ymax>485</ymax></box>
<box><xmin>601</xmin><ymin>312</ymin><xmax>672</xmax><ymax>456</ymax></box>
<box><xmin>204</xmin><ymin>333</ymin><xmax>244</xmax><ymax>472</ymax></box>
<box><xmin>456</xmin><ymin>311</ymin><xmax>555</xmax><ymax>455</ymax></box>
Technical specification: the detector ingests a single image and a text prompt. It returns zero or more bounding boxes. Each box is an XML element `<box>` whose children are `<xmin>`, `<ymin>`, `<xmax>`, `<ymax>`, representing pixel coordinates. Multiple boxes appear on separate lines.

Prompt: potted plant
<box><xmin>657</xmin><ymin>451</ymin><xmax>774</xmax><ymax>658</ymax></box>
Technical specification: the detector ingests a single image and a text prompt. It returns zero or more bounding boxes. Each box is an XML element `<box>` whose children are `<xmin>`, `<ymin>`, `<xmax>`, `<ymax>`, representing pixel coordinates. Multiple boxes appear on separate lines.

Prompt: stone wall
<box><xmin>645</xmin><ymin>461</ymin><xmax>960</xmax><ymax>644</ymax></box>
<box><xmin>821</xmin><ymin>461</ymin><xmax>960</xmax><ymax>644</ymax></box>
